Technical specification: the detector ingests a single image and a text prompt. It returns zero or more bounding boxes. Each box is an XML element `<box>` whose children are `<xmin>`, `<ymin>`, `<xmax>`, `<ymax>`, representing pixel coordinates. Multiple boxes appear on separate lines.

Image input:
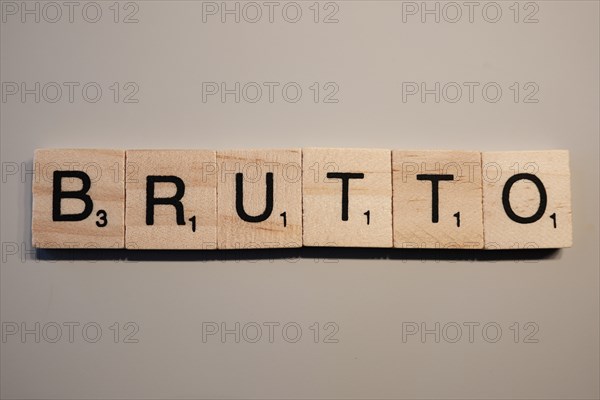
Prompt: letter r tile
<box><xmin>302</xmin><ymin>148</ymin><xmax>393</xmax><ymax>247</ymax></box>
<box><xmin>482</xmin><ymin>150</ymin><xmax>572</xmax><ymax>249</ymax></box>
<box><xmin>32</xmin><ymin>148</ymin><xmax>125</xmax><ymax>248</ymax></box>
<box><xmin>125</xmin><ymin>150</ymin><xmax>217</xmax><ymax>249</ymax></box>
<box><xmin>216</xmin><ymin>149</ymin><xmax>302</xmax><ymax>249</ymax></box>
<box><xmin>392</xmin><ymin>150</ymin><xmax>484</xmax><ymax>249</ymax></box>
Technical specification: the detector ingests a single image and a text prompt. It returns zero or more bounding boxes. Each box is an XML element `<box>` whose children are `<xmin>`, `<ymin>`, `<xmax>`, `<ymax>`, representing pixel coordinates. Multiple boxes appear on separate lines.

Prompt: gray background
<box><xmin>1</xmin><ymin>1</ymin><xmax>599</xmax><ymax>399</ymax></box>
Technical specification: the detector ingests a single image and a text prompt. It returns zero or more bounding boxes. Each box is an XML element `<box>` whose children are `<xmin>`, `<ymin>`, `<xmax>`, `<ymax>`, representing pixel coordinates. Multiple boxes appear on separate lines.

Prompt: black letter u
<box><xmin>235</xmin><ymin>172</ymin><xmax>274</xmax><ymax>223</ymax></box>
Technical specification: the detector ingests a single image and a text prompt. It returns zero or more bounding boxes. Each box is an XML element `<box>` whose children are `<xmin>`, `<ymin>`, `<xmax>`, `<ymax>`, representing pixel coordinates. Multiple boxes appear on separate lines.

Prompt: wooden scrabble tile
<box><xmin>303</xmin><ymin>148</ymin><xmax>392</xmax><ymax>247</ymax></box>
<box><xmin>125</xmin><ymin>150</ymin><xmax>217</xmax><ymax>249</ymax></box>
<box><xmin>482</xmin><ymin>150</ymin><xmax>573</xmax><ymax>249</ymax></box>
<box><xmin>392</xmin><ymin>150</ymin><xmax>484</xmax><ymax>249</ymax></box>
<box><xmin>32</xmin><ymin>149</ymin><xmax>125</xmax><ymax>248</ymax></box>
<box><xmin>216</xmin><ymin>149</ymin><xmax>302</xmax><ymax>249</ymax></box>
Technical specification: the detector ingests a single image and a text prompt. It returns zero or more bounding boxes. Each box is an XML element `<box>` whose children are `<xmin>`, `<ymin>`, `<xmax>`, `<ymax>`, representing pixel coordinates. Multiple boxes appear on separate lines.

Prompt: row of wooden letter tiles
<box><xmin>31</xmin><ymin>148</ymin><xmax>573</xmax><ymax>250</ymax></box>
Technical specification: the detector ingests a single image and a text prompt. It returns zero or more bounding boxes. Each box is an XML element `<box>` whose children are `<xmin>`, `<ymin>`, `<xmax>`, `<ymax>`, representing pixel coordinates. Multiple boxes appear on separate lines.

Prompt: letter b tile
<box><xmin>302</xmin><ymin>148</ymin><xmax>393</xmax><ymax>247</ymax></box>
<box><xmin>32</xmin><ymin>148</ymin><xmax>125</xmax><ymax>248</ymax></box>
<box><xmin>216</xmin><ymin>149</ymin><xmax>302</xmax><ymax>249</ymax></box>
<box><xmin>125</xmin><ymin>150</ymin><xmax>217</xmax><ymax>249</ymax></box>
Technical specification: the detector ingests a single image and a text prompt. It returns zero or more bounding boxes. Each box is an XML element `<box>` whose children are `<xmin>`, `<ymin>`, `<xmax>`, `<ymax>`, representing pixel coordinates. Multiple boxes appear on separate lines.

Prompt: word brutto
<box><xmin>31</xmin><ymin>148</ymin><xmax>573</xmax><ymax>250</ymax></box>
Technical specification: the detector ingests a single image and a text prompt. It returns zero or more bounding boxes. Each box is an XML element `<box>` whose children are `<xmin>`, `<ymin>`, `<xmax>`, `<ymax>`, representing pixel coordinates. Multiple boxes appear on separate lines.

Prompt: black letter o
<box><xmin>502</xmin><ymin>173</ymin><xmax>547</xmax><ymax>224</ymax></box>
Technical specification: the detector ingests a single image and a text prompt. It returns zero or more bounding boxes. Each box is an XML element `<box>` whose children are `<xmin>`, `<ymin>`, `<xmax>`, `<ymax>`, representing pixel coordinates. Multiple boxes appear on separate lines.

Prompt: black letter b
<box><xmin>52</xmin><ymin>171</ymin><xmax>94</xmax><ymax>222</ymax></box>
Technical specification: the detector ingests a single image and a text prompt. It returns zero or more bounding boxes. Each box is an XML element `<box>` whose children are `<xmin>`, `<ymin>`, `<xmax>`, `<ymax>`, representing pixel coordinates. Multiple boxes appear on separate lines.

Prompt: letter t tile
<box><xmin>392</xmin><ymin>150</ymin><xmax>484</xmax><ymax>249</ymax></box>
<box><xmin>302</xmin><ymin>148</ymin><xmax>393</xmax><ymax>247</ymax></box>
